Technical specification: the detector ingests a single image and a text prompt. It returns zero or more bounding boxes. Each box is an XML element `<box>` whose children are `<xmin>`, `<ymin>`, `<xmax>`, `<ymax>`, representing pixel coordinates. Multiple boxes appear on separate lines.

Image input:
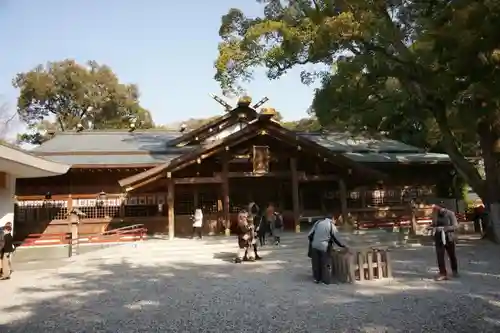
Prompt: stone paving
<box><xmin>0</xmin><ymin>235</ymin><xmax>499</xmax><ymax>333</ymax></box>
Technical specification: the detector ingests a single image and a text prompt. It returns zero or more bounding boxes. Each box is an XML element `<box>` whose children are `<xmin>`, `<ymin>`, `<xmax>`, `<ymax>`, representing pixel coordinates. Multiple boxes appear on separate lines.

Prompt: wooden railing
<box><xmin>16</xmin><ymin>225</ymin><xmax>146</xmax><ymax>251</ymax></box>
<box><xmin>346</xmin><ymin>205</ymin><xmax>433</xmax><ymax>229</ymax></box>
<box><xmin>17</xmin><ymin>232</ymin><xmax>72</xmax><ymax>247</ymax></box>
<box><xmin>83</xmin><ymin>224</ymin><xmax>147</xmax><ymax>243</ymax></box>
<box><xmin>331</xmin><ymin>247</ymin><xmax>393</xmax><ymax>283</ymax></box>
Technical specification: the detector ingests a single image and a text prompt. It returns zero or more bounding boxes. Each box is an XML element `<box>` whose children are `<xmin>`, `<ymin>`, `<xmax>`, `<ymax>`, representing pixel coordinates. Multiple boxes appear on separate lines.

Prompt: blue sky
<box><xmin>0</xmin><ymin>0</ymin><xmax>319</xmax><ymax>132</ymax></box>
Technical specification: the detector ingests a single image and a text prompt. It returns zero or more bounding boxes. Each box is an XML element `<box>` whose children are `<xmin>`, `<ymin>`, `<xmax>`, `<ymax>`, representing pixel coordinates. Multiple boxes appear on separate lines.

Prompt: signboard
<box><xmin>253</xmin><ymin>145</ymin><xmax>270</xmax><ymax>174</ymax></box>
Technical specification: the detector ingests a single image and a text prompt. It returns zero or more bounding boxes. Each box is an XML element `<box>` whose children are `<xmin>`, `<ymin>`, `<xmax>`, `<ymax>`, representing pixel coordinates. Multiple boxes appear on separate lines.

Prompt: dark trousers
<box><xmin>259</xmin><ymin>234</ymin><xmax>266</xmax><ymax>246</ymax></box>
<box><xmin>436</xmin><ymin>241</ymin><xmax>458</xmax><ymax>275</ymax></box>
<box><xmin>474</xmin><ymin>215</ymin><xmax>485</xmax><ymax>235</ymax></box>
<box><xmin>253</xmin><ymin>244</ymin><xmax>259</xmax><ymax>257</ymax></box>
<box><xmin>243</xmin><ymin>244</ymin><xmax>260</xmax><ymax>259</ymax></box>
<box><xmin>311</xmin><ymin>248</ymin><xmax>332</xmax><ymax>284</ymax></box>
<box><xmin>192</xmin><ymin>227</ymin><xmax>202</xmax><ymax>239</ymax></box>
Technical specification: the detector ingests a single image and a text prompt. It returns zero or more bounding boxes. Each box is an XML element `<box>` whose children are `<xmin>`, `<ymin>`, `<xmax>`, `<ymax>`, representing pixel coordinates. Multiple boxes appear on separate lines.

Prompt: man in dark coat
<box><xmin>245</xmin><ymin>203</ymin><xmax>262</xmax><ymax>260</ymax></box>
<box><xmin>427</xmin><ymin>205</ymin><xmax>459</xmax><ymax>281</ymax></box>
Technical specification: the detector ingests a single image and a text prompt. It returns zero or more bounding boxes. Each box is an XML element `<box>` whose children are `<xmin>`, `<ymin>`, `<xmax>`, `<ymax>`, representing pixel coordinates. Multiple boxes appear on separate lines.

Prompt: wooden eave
<box><xmin>35</xmin><ymin>151</ymin><xmax>177</xmax><ymax>156</ymax></box>
<box><xmin>70</xmin><ymin>164</ymin><xmax>159</xmax><ymax>169</ymax></box>
<box><xmin>118</xmin><ymin>114</ymin><xmax>386</xmax><ymax>189</ymax></box>
<box><xmin>167</xmin><ymin>106</ymin><xmax>258</xmax><ymax>147</ymax></box>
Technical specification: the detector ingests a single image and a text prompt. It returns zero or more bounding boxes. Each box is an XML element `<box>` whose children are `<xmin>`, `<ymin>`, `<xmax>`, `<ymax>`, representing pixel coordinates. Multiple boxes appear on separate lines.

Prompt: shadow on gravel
<box><xmin>1</xmin><ymin>241</ymin><xmax>500</xmax><ymax>333</ymax></box>
<box><xmin>213</xmin><ymin>251</ymin><xmax>238</xmax><ymax>263</ymax></box>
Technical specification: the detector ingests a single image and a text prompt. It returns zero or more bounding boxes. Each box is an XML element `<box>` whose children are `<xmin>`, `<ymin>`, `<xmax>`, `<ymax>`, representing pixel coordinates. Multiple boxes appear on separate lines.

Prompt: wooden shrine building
<box><xmin>14</xmin><ymin>97</ymin><xmax>454</xmax><ymax>241</ymax></box>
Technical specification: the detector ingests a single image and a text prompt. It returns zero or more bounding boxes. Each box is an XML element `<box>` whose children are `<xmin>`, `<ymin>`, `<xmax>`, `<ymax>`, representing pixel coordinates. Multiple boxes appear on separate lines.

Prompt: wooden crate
<box><xmin>331</xmin><ymin>247</ymin><xmax>393</xmax><ymax>283</ymax></box>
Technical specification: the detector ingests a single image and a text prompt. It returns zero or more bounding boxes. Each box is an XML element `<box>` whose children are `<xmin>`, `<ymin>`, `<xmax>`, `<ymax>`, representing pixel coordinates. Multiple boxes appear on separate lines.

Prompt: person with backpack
<box><xmin>266</xmin><ymin>203</ymin><xmax>284</xmax><ymax>246</ymax></box>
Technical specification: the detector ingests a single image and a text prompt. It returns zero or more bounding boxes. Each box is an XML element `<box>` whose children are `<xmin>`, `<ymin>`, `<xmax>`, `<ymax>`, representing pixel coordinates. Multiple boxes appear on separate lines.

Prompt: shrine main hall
<box><xmin>13</xmin><ymin>97</ymin><xmax>453</xmax><ymax>241</ymax></box>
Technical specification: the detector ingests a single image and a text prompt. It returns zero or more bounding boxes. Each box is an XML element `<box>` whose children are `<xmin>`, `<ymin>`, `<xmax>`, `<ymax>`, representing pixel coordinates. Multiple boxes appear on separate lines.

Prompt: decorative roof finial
<box><xmin>237</xmin><ymin>96</ymin><xmax>252</xmax><ymax>107</ymax></box>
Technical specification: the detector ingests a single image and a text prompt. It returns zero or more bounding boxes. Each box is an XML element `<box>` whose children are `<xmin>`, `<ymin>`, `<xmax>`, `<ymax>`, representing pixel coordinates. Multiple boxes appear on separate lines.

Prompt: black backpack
<box><xmin>274</xmin><ymin>213</ymin><xmax>283</xmax><ymax>229</ymax></box>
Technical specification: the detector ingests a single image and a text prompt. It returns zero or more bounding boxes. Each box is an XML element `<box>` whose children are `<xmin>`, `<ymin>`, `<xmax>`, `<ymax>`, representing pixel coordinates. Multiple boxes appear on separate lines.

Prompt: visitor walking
<box><xmin>254</xmin><ymin>204</ymin><xmax>269</xmax><ymax>246</ymax></box>
<box><xmin>427</xmin><ymin>205</ymin><xmax>459</xmax><ymax>281</ymax></box>
<box><xmin>192</xmin><ymin>208</ymin><xmax>203</xmax><ymax>240</ymax></box>
<box><xmin>266</xmin><ymin>204</ymin><xmax>283</xmax><ymax>245</ymax></box>
<box><xmin>308</xmin><ymin>216</ymin><xmax>347</xmax><ymax>285</ymax></box>
<box><xmin>473</xmin><ymin>201</ymin><xmax>486</xmax><ymax>235</ymax></box>
<box><xmin>234</xmin><ymin>210</ymin><xmax>255</xmax><ymax>263</ymax></box>
<box><xmin>1</xmin><ymin>222</ymin><xmax>14</xmax><ymax>280</ymax></box>
<box><xmin>247</xmin><ymin>202</ymin><xmax>262</xmax><ymax>260</ymax></box>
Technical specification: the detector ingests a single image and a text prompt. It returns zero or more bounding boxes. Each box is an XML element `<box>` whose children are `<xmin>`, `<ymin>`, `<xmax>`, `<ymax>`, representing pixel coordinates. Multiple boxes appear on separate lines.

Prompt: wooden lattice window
<box><xmin>229</xmin><ymin>189</ymin><xmax>248</xmax><ymax>213</ymax></box>
<box><xmin>347</xmin><ymin>191</ymin><xmax>362</xmax><ymax>209</ymax></box>
<box><xmin>16</xmin><ymin>200</ymin><xmax>69</xmax><ymax>222</ymax></box>
<box><xmin>175</xmin><ymin>192</ymin><xmax>194</xmax><ymax>215</ymax></box>
<box><xmin>199</xmin><ymin>189</ymin><xmax>218</xmax><ymax>214</ymax></box>
<box><xmin>73</xmin><ymin>198</ymin><xmax>121</xmax><ymax>219</ymax></box>
<box><xmin>125</xmin><ymin>194</ymin><xmax>163</xmax><ymax>217</ymax></box>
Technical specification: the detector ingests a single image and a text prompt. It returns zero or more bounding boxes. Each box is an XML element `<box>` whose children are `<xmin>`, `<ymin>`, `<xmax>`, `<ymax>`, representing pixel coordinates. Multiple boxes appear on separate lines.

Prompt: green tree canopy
<box><xmin>13</xmin><ymin>59</ymin><xmax>154</xmax><ymax>144</ymax></box>
<box><xmin>215</xmin><ymin>0</ymin><xmax>500</xmax><ymax>241</ymax></box>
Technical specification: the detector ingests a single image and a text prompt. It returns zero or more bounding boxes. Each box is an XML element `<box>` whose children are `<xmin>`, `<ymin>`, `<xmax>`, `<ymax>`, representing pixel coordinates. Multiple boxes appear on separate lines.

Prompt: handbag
<box><xmin>307</xmin><ymin>229</ymin><xmax>315</xmax><ymax>258</ymax></box>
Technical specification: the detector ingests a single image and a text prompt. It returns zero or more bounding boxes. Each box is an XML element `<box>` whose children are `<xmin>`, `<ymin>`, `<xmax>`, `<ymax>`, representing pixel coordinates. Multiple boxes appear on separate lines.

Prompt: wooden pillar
<box><xmin>320</xmin><ymin>189</ymin><xmax>327</xmax><ymax>214</ymax></box>
<box><xmin>360</xmin><ymin>186</ymin><xmax>367</xmax><ymax>208</ymax></box>
<box><xmin>67</xmin><ymin>195</ymin><xmax>73</xmax><ymax>233</ymax></box>
<box><xmin>222</xmin><ymin>153</ymin><xmax>230</xmax><ymax>236</ymax></box>
<box><xmin>167</xmin><ymin>176</ymin><xmax>175</xmax><ymax>240</ymax></box>
<box><xmin>66</xmin><ymin>195</ymin><xmax>78</xmax><ymax>256</ymax></box>
<box><xmin>193</xmin><ymin>188</ymin><xmax>199</xmax><ymax>209</ymax></box>
<box><xmin>290</xmin><ymin>157</ymin><xmax>300</xmax><ymax>233</ymax></box>
<box><xmin>339</xmin><ymin>179</ymin><xmax>349</xmax><ymax>227</ymax></box>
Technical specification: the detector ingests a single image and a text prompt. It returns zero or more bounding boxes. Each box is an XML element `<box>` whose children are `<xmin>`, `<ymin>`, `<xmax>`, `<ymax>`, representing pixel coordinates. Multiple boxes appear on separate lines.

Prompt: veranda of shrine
<box><xmin>12</xmin><ymin>97</ymin><xmax>455</xmax><ymax>242</ymax></box>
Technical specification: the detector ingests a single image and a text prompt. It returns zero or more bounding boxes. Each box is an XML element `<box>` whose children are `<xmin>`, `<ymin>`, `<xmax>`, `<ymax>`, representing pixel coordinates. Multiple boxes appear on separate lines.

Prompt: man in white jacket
<box><xmin>192</xmin><ymin>208</ymin><xmax>203</xmax><ymax>240</ymax></box>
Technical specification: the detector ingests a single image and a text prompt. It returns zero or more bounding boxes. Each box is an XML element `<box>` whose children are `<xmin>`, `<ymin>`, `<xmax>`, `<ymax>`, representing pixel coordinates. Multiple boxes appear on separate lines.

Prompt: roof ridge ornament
<box><xmin>209</xmin><ymin>93</ymin><xmax>233</xmax><ymax>111</ymax></box>
<box><xmin>210</xmin><ymin>94</ymin><xmax>269</xmax><ymax>112</ymax></box>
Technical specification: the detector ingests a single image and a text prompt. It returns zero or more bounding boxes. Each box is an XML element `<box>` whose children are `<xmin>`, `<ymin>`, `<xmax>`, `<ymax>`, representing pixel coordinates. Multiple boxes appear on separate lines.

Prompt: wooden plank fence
<box><xmin>331</xmin><ymin>247</ymin><xmax>393</xmax><ymax>283</ymax></box>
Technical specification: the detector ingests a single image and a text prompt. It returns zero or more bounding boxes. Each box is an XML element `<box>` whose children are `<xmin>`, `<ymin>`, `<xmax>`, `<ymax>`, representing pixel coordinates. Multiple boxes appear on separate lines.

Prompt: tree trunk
<box><xmin>432</xmin><ymin>104</ymin><xmax>500</xmax><ymax>242</ymax></box>
<box><xmin>478</xmin><ymin>123</ymin><xmax>500</xmax><ymax>243</ymax></box>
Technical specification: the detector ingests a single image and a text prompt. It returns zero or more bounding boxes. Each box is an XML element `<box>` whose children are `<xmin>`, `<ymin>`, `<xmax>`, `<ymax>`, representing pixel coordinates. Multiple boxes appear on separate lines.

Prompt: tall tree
<box><xmin>214</xmin><ymin>1</ymin><xmax>500</xmax><ymax>241</ymax></box>
<box><xmin>13</xmin><ymin>59</ymin><xmax>154</xmax><ymax>144</ymax></box>
<box><xmin>0</xmin><ymin>102</ymin><xmax>18</xmax><ymax>143</ymax></box>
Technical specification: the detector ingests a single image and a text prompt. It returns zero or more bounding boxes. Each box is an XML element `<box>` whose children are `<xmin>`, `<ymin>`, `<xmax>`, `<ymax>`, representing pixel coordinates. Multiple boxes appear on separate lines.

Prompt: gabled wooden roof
<box><xmin>167</xmin><ymin>105</ymin><xmax>258</xmax><ymax>147</ymax></box>
<box><xmin>118</xmin><ymin>114</ymin><xmax>387</xmax><ymax>189</ymax></box>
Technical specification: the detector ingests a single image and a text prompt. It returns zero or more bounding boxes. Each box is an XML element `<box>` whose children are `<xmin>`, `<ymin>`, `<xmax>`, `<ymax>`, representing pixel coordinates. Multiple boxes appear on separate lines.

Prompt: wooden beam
<box><xmin>167</xmin><ymin>179</ymin><xmax>175</xmax><ymax>240</ymax></box>
<box><xmin>339</xmin><ymin>178</ymin><xmax>348</xmax><ymax>227</ymax></box>
<box><xmin>173</xmin><ymin>176</ymin><xmax>222</xmax><ymax>184</ymax></box>
<box><xmin>16</xmin><ymin>194</ymin><xmax>123</xmax><ymax>200</ymax></box>
<box><xmin>39</xmin><ymin>151</ymin><xmax>172</xmax><ymax>156</ymax></box>
<box><xmin>222</xmin><ymin>153</ymin><xmax>230</xmax><ymax>236</ymax></box>
<box><xmin>298</xmin><ymin>174</ymin><xmax>339</xmax><ymax>182</ymax></box>
<box><xmin>125</xmin><ymin>173</ymin><xmax>164</xmax><ymax>192</ymax></box>
<box><xmin>290</xmin><ymin>157</ymin><xmax>300</xmax><ymax>233</ymax></box>
<box><xmin>214</xmin><ymin>171</ymin><xmax>299</xmax><ymax>178</ymax></box>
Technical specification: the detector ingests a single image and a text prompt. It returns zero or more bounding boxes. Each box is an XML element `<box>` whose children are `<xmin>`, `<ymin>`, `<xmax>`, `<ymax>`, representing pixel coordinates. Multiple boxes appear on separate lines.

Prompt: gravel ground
<box><xmin>0</xmin><ymin>236</ymin><xmax>499</xmax><ymax>333</ymax></box>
